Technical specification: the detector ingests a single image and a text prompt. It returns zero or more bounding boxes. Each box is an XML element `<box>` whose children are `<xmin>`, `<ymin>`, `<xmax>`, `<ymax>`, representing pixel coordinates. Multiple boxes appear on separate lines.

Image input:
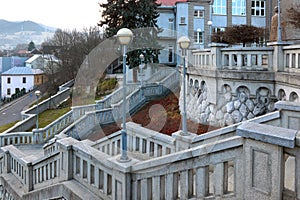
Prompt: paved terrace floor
<box><xmin>16</xmin><ymin>144</ymin><xmax>44</xmax><ymax>160</ymax></box>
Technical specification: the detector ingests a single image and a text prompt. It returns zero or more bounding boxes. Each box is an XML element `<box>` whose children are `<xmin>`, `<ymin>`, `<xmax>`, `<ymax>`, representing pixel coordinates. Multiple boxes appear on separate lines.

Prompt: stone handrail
<box><xmin>31</xmin><ymin>152</ymin><xmax>60</xmax><ymax>190</ymax></box>
<box><xmin>70</xmin><ymin>139</ymin><xmax>116</xmax><ymax>199</ymax></box>
<box><xmin>192</xmin><ymin>49</ymin><xmax>212</xmax><ymax>69</ymax></box>
<box><xmin>92</xmin><ymin>131</ymin><xmax>122</xmax><ymax>156</ymax></box>
<box><xmin>93</xmin><ymin>122</ymin><xmax>176</xmax><ymax>159</ymax></box>
<box><xmin>192</xmin><ymin>45</ymin><xmax>274</xmax><ymax>71</ymax></box>
<box><xmin>127</xmin><ymin>122</ymin><xmax>175</xmax><ymax>158</ymax></box>
<box><xmin>95</xmin><ymin>83</ymin><xmax>139</xmax><ymax>110</ymax></box>
<box><xmin>0</xmin><ymin>132</ymin><xmax>33</xmax><ymax>146</ymax></box>
<box><xmin>283</xmin><ymin>44</ymin><xmax>300</xmax><ymax>72</ymax></box>
<box><xmin>220</xmin><ymin>47</ymin><xmax>274</xmax><ymax>70</ymax></box>
<box><xmin>1</xmin><ymin>145</ymin><xmax>34</xmax><ymax>192</ymax></box>
<box><xmin>130</xmin><ymin>136</ymin><xmax>244</xmax><ymax>199</ymax></box>
<box><xmin>59</xmin><ymin>108</ymin><xmax>115</xmax><ymax>140</ymax></box>
<box><xmin>32</xmin><ymin>110</ymin><xmax>73</xmax><ymax>144</ymax></box>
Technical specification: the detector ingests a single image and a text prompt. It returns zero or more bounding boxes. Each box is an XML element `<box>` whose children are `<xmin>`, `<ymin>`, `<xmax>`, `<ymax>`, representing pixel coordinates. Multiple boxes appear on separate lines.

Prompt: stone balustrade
<box><xmin>93</xmin><ymin>131</ymin><xmax>122</xmax><ymax>156</ymax></box>
<box><xmin>1</xmin><ymin>101</ymin><xmax>300</xmax><ymax>199</ymax></box>
<box><xmin>283</xmin><ymin>44</ymin><xmax>300</xmax><ymax>72</ymax></box>
<box><xmin>31</xmin><ymin>152</ymin><xmax>60</xmax><ymax>190</ymax></box>
<box><xmin>193</xmin><ymin>49</ymin><xmax>212</xmax><ymax>69</ymax></box>
<box><xmin>220</xmin><ymin>47</ymin><xmax>274</xmax><ymax>70</ymax></box>
<box><xmin>0</xmin><ymin>132</ymin><xmax>33</xmax><ymax>146</ymax></box>
<box><xmin>192</xmin><ymin>44</ymin><xmax>274</xmax><ymax>71</ymax></box>
<box><xmin>32</xmin><ymin>111</ymin><xmax>73</xmax><ymax>144</ymax></box>
<box><xmin>130</xmin><ymin>136</ymin><xmax>243</xmax><ymax>199</ymax></box>
<box><xmin>127</xmin><ymin>122</ymin><xmax>175</xmax><ymax>158</ymax></box>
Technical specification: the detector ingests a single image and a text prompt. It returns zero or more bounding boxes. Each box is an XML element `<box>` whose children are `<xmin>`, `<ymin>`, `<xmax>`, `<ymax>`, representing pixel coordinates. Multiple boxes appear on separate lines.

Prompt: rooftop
<box><xmin>157</xmin><ymin>0</ymin><xmax>187</xmax><ymax>6</ymax></box>
<box><xmin>2</xmin><ymin>67</ymin><xmax>34</xmax><ymax>75</ymax></box>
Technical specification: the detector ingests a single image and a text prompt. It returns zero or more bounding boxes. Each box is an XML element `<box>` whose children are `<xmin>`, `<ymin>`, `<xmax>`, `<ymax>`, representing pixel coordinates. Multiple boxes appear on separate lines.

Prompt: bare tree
<box><xmin>287</xmin><ymin>3</ymin><xmax>300</xmax><ymax>29</ymax></box>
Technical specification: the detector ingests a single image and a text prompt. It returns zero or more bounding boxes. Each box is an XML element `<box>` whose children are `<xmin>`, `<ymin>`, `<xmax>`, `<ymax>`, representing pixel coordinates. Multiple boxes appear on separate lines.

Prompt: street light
<box><xmin>207</xmin><ymin>21</ymin><xmax>213</xmax><ymax>44</ymax></box>
<box><xmin>116</xmin><ymin>28</ymin><xmax>133</xmax><ymax>161</ymax></box>
<box><xmin>178</xmin><ymin>36</ymin><xmax>190</xmax><ymax>136</ymax></box>
<box><xmin>35</xmin><ymin>90</ymin><xmax>41</xmax><ymax>129</ymax></box>
<box><xmin>277</xmin><ymin>0</ymin><xmax>282</xmax><ymax>42</ymax></box>
<box><xmin>139</xmin><ymin>54</ymin><xmax>145</xmax><ymax>87</ymax></box>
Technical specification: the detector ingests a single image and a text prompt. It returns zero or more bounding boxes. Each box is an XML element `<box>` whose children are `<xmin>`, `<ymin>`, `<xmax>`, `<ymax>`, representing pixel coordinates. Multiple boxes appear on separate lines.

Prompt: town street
<box><xmin>0</xmin><ymin>91</ymin><xmax>38</xmax><ymax>126</ymax></box>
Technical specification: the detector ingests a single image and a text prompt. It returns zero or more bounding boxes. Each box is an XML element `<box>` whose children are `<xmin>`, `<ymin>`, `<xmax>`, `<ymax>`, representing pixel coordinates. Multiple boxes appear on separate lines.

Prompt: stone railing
<box><xmin>220</xmin><ymin>47</ymin><xmax>274</xmax><ymax>70</ymax></box>
<box><xmin>31</xmin><ymin>151</ymin><xmax>60</xmax><ymax>190</ymax></box>
<box><xmin>283</xmin><ymin>44</ymin><xmax>300</xmax><ymax>72</ymax></box>
<box><xmin>192</xmin><ymin>49</ymin><xmax>212</xmax><ymax>69</ymax></box>
<box><xmin>127</xmin><ymin>122</ymin><xmax>175</xmax><ymax>158</ymax></box>
<box><xmin>0</xmin><ymin>132</ymin><xmax>33</xmax><ymax>146</ymax></box>
<box><xmin>69</xmin><ymin>139</ymin><xmax>116</xmax><ymax>199</ymax></box>
<box><xmin>1</xmin><ymin>101</ymin><xmax>300</xmax><ymax>199</ymax></box>
<box><xmin>32</xmin><ymin>110</ymin><xmax>73</xmax><ymax>144</ymax></box>
<box><xmin>130</xmin><ymin>136</ymin><xmax>243</xmax><ymax>199</ymax></box>
<box><xmin>1</xmin><ymin>145</ymin><xmax>61</xmax><ymax>192</ymax></box>
<box><xmin>93</xmin><ymin>122</ymin><xmax>175</xmax><ymax>159</ymax></box>
<box><xmin>92</xmin><ymin>131</ymin><xmax>122</xmax><ymax>156</ymax></box>
<box><xmin>192</xmin><ymin>44</ymin><xmax>274</xmax><ymax>71</ymax></box>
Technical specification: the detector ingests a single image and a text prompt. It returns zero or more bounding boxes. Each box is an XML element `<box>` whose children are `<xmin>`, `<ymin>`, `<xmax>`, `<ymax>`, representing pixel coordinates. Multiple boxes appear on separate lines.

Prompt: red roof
<box><xmin>157</xmin><ymin>0</ymin><xmax>187</xmax><ymax>6</ymax></box>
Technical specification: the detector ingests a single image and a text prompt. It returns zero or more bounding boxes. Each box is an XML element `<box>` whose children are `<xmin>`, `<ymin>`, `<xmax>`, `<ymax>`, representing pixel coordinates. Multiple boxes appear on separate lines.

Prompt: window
<box><xmin>22</xmin><ymin>77</ymin><xmax>26</xmax><ymax>84</ymax></box>
<box><xmin>168</xmin><ymin>46</ymin><xmax>173</xmax><ymax>63</ymax></box>
<box><xmin>213</xmin><ymin>0</ymin><xmax>226</xmax><ymax>15</ymax></box>
<box><xmin>7</xmin><ymin>77</ymin><xmax>11</xmax><ymax>84</ymax></box>
<box><xmin>7</xmin><ymin>88</ymin><xmax>11</xmax><ymax>95</ymax></box>
<box><xmin>232</xmin><ymin>0</ymin><xmax>246</xmax><ymax>15</ymax></box>
<box><xmin>213</xmin><ymin>27</ymin><xmax>226</xmax><ymax>33</ymax></box>
<box><xmin>194</xmin><ymin>10</ymin><xmax>204</xmax><ymax>18</ymax></box>
<box><xmin>251</xmin><ymin>0</ymin><xmax>265</xmax><ymax>16</ymax></box>
<box><xmin>180</xmin><ymin>17</ymin><xmax>186</xmax><ymax>24</ymax></box>
<box><xmin>194</xmin><ymin>31</ymin><xmax>204</xmax><ymax>44</ymax></box>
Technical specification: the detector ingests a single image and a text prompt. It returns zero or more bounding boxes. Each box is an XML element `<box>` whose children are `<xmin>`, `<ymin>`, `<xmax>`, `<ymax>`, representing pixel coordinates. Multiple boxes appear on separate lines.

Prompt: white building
<box><xmin>1</xmin><ymin>67</ymin><xmax>43</xmax><ymax>98</ymax></box>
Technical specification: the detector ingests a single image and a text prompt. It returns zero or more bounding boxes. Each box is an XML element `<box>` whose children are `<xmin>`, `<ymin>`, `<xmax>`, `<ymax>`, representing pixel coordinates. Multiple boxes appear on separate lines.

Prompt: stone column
<box><xmin>57</xmin><ymin>137</ymin><xmax>78</xmax><ymax>181</ymax></box>
<box><xmin>209</xmin><ymin>43</ymin><xmax>228</xmax><ymax>69</ymax></box>
<box><xmin>267</xmin><ymin>41</ymin><xmax>292</xmax><ymax>72</ymax></box>
<box><xmin>172</xmin><ymin>131</ymin><xmax>197</xmax><ymax>151</ymax></box>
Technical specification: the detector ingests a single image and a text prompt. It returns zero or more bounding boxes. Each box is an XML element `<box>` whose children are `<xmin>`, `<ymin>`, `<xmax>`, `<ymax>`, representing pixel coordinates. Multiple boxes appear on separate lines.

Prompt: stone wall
<box><xmin>181</xmin><ymin>72</ymin><xmax>277</xmax><ymax>127</ymax></box>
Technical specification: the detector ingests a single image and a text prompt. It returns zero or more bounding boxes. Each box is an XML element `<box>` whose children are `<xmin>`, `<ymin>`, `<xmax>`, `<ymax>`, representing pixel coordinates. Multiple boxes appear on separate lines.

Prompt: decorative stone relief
<box><xmin>182</xmin><ymin>82</ymin><xmax>277</xmax><ymax>128</ymax></box>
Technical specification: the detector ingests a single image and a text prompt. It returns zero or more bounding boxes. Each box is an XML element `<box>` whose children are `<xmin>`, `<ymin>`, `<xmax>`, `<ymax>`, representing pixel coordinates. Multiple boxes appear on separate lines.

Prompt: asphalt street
<box><xmin>0</xmin><ymin>91</ymin><xmax>38</xmax><ymax>126</ymax></box>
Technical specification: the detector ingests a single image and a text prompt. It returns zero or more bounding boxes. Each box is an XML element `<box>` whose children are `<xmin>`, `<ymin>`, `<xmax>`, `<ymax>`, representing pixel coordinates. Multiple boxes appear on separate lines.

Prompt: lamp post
<box><xmin>139</xmin><ymin>54</ymin><xmax>145</xmax><ymax>87</ymax></box>
<box><xmin>277</xmin><ymin>0</ymin><xmax>282</xmax><ymax>42</ymax></box>
<box><xmin>35</xmin><ymin>90</ymin><xmax>41</xmax><ymax>129</ymax></box>
<box><xmin>116</xmin><ymin>28</ymin><xmax>133</xmax><ymax>161</ymax></box>
<box><xmin>207</xmin><ymin>20</ymin><xmax>213</xmax><ymax>44</ymax></box>
<box><xmin>178</xmin><ymin>36</ymin><xmax>190</xmax><ymax>136</ymax></box>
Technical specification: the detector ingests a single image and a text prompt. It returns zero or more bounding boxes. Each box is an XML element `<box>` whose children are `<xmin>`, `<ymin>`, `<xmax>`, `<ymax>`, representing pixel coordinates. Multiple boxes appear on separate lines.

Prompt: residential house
<box><xmin>25</xmin><ymin>54</ymin><xmax>60</xmax><ymax>72</ymax></box>
<box><xmin>1</xmin><ymin>67</ymin><xmax>45</xmax><ymax>98</ymax></box>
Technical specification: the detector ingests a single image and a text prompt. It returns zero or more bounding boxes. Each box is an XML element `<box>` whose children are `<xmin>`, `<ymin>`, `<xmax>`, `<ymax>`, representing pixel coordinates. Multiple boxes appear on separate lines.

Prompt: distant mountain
<box><xmin>0</xmin><ymin>19</ymin><xmax>57</xmax><ymax>50</ymax></box>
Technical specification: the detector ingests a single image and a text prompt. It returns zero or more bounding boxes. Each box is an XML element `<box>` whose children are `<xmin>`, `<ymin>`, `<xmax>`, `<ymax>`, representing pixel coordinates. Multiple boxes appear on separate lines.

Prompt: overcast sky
<box><xmin>0</xmin><ymin>0</ymin><xmax>106</xmax><ymax>30</ymax></box>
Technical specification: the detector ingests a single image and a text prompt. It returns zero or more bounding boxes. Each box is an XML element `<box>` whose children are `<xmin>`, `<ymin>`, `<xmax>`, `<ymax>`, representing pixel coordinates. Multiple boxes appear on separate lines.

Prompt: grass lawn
<box><xmin>37</xmin><ymin>107</ymin><xmax>71</xmax><ymax>128</ymax></box>
<box><xmin>0</xmin><ymin>121</ymin><xmax>19</xmax><ymax>133</ymax></box>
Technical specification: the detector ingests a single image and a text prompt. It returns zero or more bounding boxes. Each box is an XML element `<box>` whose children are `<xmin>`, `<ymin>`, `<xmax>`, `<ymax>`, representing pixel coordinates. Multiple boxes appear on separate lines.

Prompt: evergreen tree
<box><xmin>99</xmin><ymin>0</ymin><xmax>161</xmax><ymax>68</ymax></box>
<box><xmin>28</xmin><ymin>41</ymin><xmax>35</xmax><ymax>51</ymax></box>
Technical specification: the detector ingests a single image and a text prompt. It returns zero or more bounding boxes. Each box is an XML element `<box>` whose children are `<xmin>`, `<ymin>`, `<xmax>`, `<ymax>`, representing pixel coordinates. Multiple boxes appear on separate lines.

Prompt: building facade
<box><xmin>1</xmin><ymin>67</ymin><xmax>44</xmax><ymax>98</ymax></box>
<box><xmin>156</xmin><ymin>0</ymin><xmax>278</xmax><ymax>66</ymax></box>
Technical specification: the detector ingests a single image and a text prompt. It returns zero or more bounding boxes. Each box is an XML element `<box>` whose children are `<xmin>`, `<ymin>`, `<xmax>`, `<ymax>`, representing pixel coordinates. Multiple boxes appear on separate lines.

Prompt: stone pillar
<box><xmin>172</xmin><ymin>131</ymin><xmax>197</xmax><ymax>151</ymax></box>
<box><xmin>209</xmin><ymin>43</ymin><xmax>228</xmax><ymax>69</ymax></box>
<box><xmin>25</xmin><ymin>163</ymin><xmax>33</xmax><ymax>192</ymax></box>
<box><xmin>57</xmin><ymin>137</ymin><xmax>78</xmax><ymax>181</ymax></box>
<box><xmin>267</xmin><ymin>41</ymin><xmax>292</xmax><ymax>72</ymax></box>
<box><xmin>107</xmin><ymin>156</ymin><xmax>139</xmax><ymax>200</ymax></box>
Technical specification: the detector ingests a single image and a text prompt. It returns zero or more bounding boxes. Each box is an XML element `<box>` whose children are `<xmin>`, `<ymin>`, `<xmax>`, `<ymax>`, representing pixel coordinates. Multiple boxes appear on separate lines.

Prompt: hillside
<box><xmin>0</xmin><ymin>19</ymin><xmax>56</xmax><ymax>49</ymax></box>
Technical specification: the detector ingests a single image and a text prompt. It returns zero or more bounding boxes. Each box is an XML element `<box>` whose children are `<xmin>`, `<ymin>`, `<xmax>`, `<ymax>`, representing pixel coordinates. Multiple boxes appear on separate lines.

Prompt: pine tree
<box><xmin>98</xmin><ymin>0</ymin><xmax>162</xmax><ymax>68</ymax></box>
<box><xmin>28</xmin><ymin>41</ymin><xmax>36</xmax><ymax>51</ymax></box>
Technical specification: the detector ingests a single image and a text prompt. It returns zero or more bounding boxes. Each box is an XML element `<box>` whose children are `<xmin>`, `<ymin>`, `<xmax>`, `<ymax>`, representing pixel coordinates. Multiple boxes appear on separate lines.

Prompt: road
<box><xmin>0</xmin><ymin>91</ymin><xmax>38</xmax><ymax>126</ymax></box>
